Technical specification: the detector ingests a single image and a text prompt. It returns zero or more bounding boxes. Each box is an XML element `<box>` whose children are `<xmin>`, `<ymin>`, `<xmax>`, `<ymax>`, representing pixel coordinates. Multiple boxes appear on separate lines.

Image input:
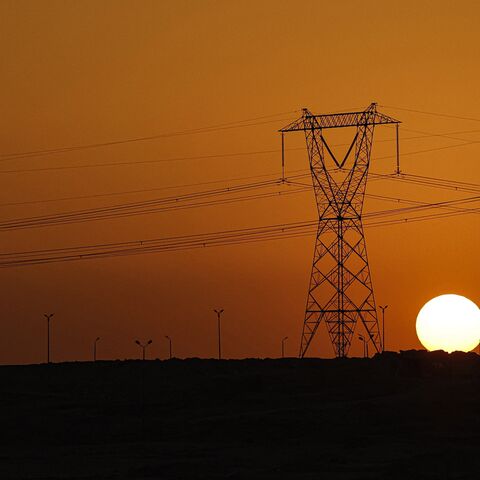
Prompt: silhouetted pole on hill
<box><xmin>380</xmin><ymin>305</ymin><xmax>388</xmax><ymax>352</ymax></box>
<box><xmin>44</xmin><ymin>313</ymin><xmax>54</xmax><ymax>364</ymax></box>
<box><xmin>214</xmin><ymin>309</ymin><xmax>224</xmax><ymax>359</ymax></box>
<box><xmin>135</xmin><ymin>339</ymin><xmax>152</xmax><ymax>360</ymax></box>
<box><xmin>282</xmin><ymin>336</ymin><xmax>288</xmax><ymax>358</ymax></box>
<box><xmin>358</xmin><ymin>335</ymin><xmax>367</xmax><ymax>358</ymax></box>
<box><xmin>93</xmin><ymin>337</ymin><xmax>100</xmax><ymax>361</ymax></box>
<box><xmin>165</xmin><ymin>335</ymin><xmax>172</xmax><ymax>359</ymax></box>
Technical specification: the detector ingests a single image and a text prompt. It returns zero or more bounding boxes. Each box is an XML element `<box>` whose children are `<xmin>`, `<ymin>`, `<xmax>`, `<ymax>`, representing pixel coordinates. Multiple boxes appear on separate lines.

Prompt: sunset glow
<box><xmin>416</xmin><ymin>295</ymin><xmax>480</xmax><ymax>353</ymax></box>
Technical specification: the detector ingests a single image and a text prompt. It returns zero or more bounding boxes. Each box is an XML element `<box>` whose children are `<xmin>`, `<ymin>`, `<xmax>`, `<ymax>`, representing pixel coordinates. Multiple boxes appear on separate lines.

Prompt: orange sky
<box><xmin>0</xmin><ymin>0</ymin><xmax>479</xmax><ymax>363</ymax></box>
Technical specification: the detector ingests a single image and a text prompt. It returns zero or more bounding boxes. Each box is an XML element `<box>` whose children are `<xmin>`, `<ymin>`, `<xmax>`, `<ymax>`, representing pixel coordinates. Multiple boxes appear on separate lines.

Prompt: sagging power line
<box><xmin>0</xmin><ymin>203</ymin><xmax>478</xmax><ymax>269</ymax></box>
<box><xmin>0</xmin><ymin>171</ymin><xmax>478</xmax><ymax>231</ymax></box>
<box><xmin>2</xmin><ymin>127</ymin><xmax>480</xmax><ymax>175</ymax></box>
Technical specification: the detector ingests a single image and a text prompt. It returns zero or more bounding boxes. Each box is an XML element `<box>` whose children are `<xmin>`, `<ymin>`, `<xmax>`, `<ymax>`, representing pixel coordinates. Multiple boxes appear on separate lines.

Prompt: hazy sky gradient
<box><xmin>0</xmin><ymin>0</ymin><xmax>479</xmax><ymax>363</ymax></box>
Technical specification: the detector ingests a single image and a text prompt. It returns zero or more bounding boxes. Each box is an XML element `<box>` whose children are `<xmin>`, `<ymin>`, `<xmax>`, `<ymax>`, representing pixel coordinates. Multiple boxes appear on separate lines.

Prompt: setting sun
<box><xmin>416</xmin><ymin>295</ymin><xmax>480</xmax><ymax>353</ymax></box>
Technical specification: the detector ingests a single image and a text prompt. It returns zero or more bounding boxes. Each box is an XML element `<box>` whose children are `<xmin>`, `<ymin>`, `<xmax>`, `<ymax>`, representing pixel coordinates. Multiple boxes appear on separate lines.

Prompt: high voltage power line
<box><xmin>0</xmin><ymin>111</ymin><xmax>299</xmax><ymax>161</ymax></box>
<box><xmin>0</xmin><ymin>170</ymin><xmax>290</xmax><ymax>208</ymax></box>
<box><xmin>1</xmin><ymin>127</ymin><xmax>480</xmax><ymax>174</ymax></box>
<box><xmin>0</xmin><ymin>204</ymin><xmax>478</xmax><ymax>269</ymax></box>
<box><xmin>380</xmin><ymin>104</ymin><xmax>480</xmax><ymax>123</ymax></box>
<box><xmin>1</xmin><ymin>105</ymin><xmax>380</xmax><ymax>162</ymax></box>
<box><xmin>0</xmin><ymin>179</ymin><xmax>305</xmax><ymax>230</ymax></box>
<box><xmin>369</xmin><ymin>172</ymin><xmax>480</xmax><ymax>194</ymax></box>
<box><xmin>1</xmin><ymin>104</ymin><xmax>478</xmax><ymax>269</ymax></box>
<box><xmin>1</xmin><ymin>164</ymin><xmax>477</xmax><ymax>209</ymax></box>
<box><xmin>0</xmin><ymin>172</ymin><xmax>478</xmax><ymax>231</ymax></box>
<box><xmin>0</xmin><ymin>175</ymin><xmax>477</xmax><ymax>267</ymax></box>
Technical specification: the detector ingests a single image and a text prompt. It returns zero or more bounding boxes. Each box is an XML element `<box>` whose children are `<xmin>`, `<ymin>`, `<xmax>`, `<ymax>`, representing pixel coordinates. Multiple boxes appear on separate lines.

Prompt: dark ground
<box><xmin>1</xmin><ymin>351</ymin><xmax>480</xmax><ymax>479</ymax></box>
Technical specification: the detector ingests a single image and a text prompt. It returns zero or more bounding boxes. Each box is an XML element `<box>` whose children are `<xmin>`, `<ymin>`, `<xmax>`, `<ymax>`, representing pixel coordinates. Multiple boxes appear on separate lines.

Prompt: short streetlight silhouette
<box><xmin>282</xmin><ymin>336</ymin><xmax>288</xmax><ymax>358</ymax></box>
<box><xmin>214</xmin><ymin>308</ymin><xmax>224</xmax><ymax>360</ymax></box>
<box><xmin>93</xmin><ymin>337</ymin><xmax>100</xmax><ymax>362</ymax></box>
<box><xmin>379</xmin><ymin>305</ymin><xmax>389</xmax><ymax>352</ymax></box>
<box><xmin>165</xmin><ymin>335</ymin><xmax>172</xmax><ymax>359</ymax></box>
<box><xmin>44</xmin><ymin>313</ymin><xmax>54</xmax><ymax>364</ymax></box>
<box><xmin>135</xmin><ymin>339</ymin><xmax>152</xmax><ymax>360</ymax></box>
<box><xmin>358</xmin><ymin>335</ymin><xmax>369</xmax><ymax>358</ymax></box>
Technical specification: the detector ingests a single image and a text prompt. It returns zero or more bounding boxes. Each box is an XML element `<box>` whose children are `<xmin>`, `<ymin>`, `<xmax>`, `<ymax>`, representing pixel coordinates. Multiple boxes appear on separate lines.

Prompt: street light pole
<box><xmin>379</xmin><ymin>305</ymin><xmax>389</xmax><ymax>353</ymax></box>
<box><xmin>214</xmin><ymin>309</ymin><xmax>224</xmax><ymax>360</ymax></box>
<box><xmin>44</xmin><ymin>313</ymin><xmax>54</xmax><ymax>364</ymax></box>
<box><xmin>165</xmin><ymin>335</ymin><xmax>172</xmax><ymax>359</ymax></box>
<box><xmin>135</xmin><ymin>339</ymin><xmax>152</xmax><ymax>360</ymax></box>
<box><xmin>282</xmin><ymin>336</ymin><xmax>288</xmax><ymax>358</ymax></box>
<box><xmin>358</xmin><ymin>335</ymin><xmax>366</xmax><ymax>358</ymax></box>
<box><xmin>93</xmin><ymin>337</ymin><xmax>100</xmax><ymax>362</ymax></box>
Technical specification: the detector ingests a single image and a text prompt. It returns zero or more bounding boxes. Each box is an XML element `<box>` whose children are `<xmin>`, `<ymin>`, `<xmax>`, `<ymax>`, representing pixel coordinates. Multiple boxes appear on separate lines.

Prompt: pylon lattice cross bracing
<box><xmin>280</xmin><ymin>103</ymin><xmax>400</xmax><ymax>358</ymax></box>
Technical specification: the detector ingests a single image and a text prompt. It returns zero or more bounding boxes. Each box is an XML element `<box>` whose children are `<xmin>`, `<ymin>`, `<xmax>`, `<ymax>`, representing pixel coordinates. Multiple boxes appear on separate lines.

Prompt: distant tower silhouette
<box><xmin>280</xmin><ymin>104</ymin><xmax>400</xmax><ymax>358</ymax></box>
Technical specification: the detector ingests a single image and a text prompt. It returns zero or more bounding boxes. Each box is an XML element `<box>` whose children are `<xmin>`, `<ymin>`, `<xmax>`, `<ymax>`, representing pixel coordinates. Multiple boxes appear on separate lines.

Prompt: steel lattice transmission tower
<box><xmin>280</xmin><ymin>103</ymin><xmax>400</xmax><ymax>358</ymax></box>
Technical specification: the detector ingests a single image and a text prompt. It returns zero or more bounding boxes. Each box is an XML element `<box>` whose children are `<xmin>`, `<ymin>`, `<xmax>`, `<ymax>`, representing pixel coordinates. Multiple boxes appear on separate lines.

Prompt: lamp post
<box><xmin>358</xmin><ymin>335</ymin><xmax>367</xmax><ymax>358</ymax></box>
<box><xmin>44</xmin><ymin>313</ymin><xmax>54</xmax><ymax>364</ymax></box>
<box><xmin>135</xmin><ymin>339</ymin><xmax>152</xmax><ymax>360</ymax></box>
<box><xmin>214</xmin><ymin>309</ymin><xmax>224</xmax><ymax>360</ymax></box>
<box><xmin>93</xmin><ymin>337</ymin><xmax>100</xmax><ymax>362</ymax></box>
<box><xmin>282</xmin><ymin>336</ymin><xmax>288</xmax><ymax>358</ymax></box>
<box><xmin>165</xmin><ymin>335</ymin><xmax>172</xmax><ymax>360</ymax></box>
<box><xmin>379</xmin><ymin>305</ymin><xmax>389</xmax><ymax>353</ymax></box>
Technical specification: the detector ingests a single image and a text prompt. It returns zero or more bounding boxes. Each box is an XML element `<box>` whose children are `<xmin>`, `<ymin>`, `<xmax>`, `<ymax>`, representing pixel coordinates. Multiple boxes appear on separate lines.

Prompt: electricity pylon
<box><xmin>280</xmin><ymin>103</ymin><xmax>400</xmax><ymax>358</ymax></box>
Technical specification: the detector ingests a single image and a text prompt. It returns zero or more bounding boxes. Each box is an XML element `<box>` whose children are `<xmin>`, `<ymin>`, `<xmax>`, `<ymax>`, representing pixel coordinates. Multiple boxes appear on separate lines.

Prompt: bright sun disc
<box><xmin>416</xmin><ymin>294</ymin><xmax>480</xmax><ymax>353</ymax></box>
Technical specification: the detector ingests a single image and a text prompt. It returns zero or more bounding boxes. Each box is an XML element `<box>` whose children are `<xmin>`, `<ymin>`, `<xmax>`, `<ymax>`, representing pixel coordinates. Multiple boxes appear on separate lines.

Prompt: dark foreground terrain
<box><xmin>1</xmin><ymin>351</ymin><xmax>480</xmax><ymax>479</ymax></box>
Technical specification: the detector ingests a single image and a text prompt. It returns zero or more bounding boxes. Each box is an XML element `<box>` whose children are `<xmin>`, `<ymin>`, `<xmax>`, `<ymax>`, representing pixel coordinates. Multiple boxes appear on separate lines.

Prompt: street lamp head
<box><xmin>95</xmin><ymin>337</ymin><xmax>100</xmax><ymax>341</ymax></box>
<box><xmin>283</xmin><ymin>336</ymin><xmax>288</xmax><ymax>341</ymax></box>
<box><xmin>147</xmin><ymin>340</ymin><xmax>152</xmax><ymax>345</ymax></box>
<box><xmin>135</xmin><ymin>340</ymin><xmax>141</xmax><ymax>345</ymax></box>
<box><xmin>165</xmin><ymin>335</ymin><xmax>170</xmax><ymax>340</ymax></box>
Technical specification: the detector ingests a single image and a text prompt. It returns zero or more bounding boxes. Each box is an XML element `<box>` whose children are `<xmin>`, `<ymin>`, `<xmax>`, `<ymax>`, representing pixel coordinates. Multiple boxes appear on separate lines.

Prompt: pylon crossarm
<box><xmin>279</xmin><ymin>104</ymin><xmax>400</xmax><ymax>133</ymax></box>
